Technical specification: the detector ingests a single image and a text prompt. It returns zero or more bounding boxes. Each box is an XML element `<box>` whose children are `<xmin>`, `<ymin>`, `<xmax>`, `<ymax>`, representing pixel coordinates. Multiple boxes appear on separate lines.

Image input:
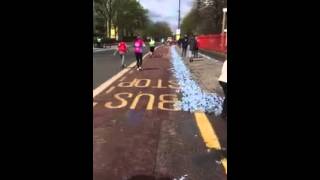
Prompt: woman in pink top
<box><xmin>133</xmin><ymin>35</ymin><xmax>145</xmax><ymax>71</ymax></box>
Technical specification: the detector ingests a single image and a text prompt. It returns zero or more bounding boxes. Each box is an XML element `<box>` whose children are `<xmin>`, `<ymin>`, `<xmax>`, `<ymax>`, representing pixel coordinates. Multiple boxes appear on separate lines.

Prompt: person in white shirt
<box><xmin>219</xmin><ymin>59</ymin><xmax>227</xmax><ymax>119</ymax></box>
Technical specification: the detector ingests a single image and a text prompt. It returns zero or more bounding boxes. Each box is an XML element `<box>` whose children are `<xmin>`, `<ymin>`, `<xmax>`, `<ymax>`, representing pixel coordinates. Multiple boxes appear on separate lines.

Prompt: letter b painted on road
<box><xmin>158</xmin><ymin>94</ymin><xmax>181</xmax><ymax>111</ymax></box>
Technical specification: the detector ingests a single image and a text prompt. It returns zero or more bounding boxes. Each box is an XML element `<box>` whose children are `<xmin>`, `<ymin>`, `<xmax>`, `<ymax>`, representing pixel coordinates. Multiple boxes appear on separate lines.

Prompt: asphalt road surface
<box><xmin>93</xmin><ymin>46</ymin><xmax>227</xmax><ymax>180</ymax></box>
<box><xmin>93</xmin><ymin>44</ymin><xmax>150</xmax><ymax>89</ymax></box>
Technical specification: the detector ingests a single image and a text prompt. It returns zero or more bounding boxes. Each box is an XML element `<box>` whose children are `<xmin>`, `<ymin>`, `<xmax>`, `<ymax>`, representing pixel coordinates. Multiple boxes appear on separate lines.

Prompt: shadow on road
<box><xmin>142</xmin><ymin>67</ymin><xmax>160</xmax><ymax>71</ymax></box>
<box><xmin>127</xmin><ymin>175</ymin><xmax>173</xmax><ymax>180</ymax></box>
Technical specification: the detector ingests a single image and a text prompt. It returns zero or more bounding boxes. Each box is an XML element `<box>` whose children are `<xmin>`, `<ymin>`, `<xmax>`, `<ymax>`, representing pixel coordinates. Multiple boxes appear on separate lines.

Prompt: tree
<box><xmin>142</xmin><ymin>21</ymin><xmax>172</xmax><ymax>41</ymax></box>
<box><xmin>94</xmin><ymin>0</ymin><xmax>149</xmax><ymax>39</ymax></box>
<box><xmin>181</xmin><ymin>0</ymin><xmax>227</xmax><ymax>35</ymax></box>
<box><xmin>181</xmin><ymin>9</ymin><xmax>199</xmax><ymax>35</ymax></box>
<box><xmin>94</xmin><ymin>0</ymin><xmax>115</xmax><ymax>38</ymax></box>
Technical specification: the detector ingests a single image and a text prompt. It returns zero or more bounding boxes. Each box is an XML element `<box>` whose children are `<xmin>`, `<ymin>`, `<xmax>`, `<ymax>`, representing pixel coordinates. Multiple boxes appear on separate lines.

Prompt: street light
<box><xmin>222</xmin><ymin>8</ymin><xmax>227</xmax><ymax>53</ymax></box>
<box><xmin>176</xmin><ymin>0</ymin><xmax>181</xmax><ymax>41</ymax></box>
<box><xmin>178</xmin><ymin>0</ymin><xmax>181</xmax><ymax>29</ymax></box>
<box><xmin>222</xmin><ymin>8</ymin><xmax>227</xmax><ymax>33</ymax></box>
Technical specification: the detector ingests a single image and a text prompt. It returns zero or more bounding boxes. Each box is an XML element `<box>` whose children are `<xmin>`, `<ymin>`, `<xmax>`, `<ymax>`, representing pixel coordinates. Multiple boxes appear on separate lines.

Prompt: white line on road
<box><xmin>105</xmin><ymin>86</ymin><xmax>115</xmax><ymax>94</ymax></box>
<box><xmin>93</xmin><ymin>45</ymin><xmax>163</xmax><ymax>98</ymax></box>
<box><xmin>93</xmin><ymin>62</ymin><xmax>134</xmax><ymax>98</ymax></box>
<box><xmin>119</xmin><ymin>76</ymin><xmax>127</xmax><ymax>82</ymax></box>
<box><xmin>93</xmin><ymin>48</ymin><xmax>116</xmax><ymax>53</ymax></box>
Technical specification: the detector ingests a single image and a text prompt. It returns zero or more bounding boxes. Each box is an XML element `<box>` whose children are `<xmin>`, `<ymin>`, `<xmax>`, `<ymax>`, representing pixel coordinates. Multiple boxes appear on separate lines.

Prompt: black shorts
<box><xmin>150</xmin><ymin>47</ymin><xmax>155</xmax><ymax>52</ymax></box>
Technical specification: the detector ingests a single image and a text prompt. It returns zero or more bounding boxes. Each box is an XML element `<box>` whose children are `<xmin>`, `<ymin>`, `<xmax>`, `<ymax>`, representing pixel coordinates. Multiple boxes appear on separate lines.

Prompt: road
<box><xmin>93</xmin><ymin>44</ymin><xmax>150</xmax><ymax>89</ymax></box>
<box><xmin>93</xmin><ymin>46</ymin><xmax>227</xmax><ymax>180</ymax></box>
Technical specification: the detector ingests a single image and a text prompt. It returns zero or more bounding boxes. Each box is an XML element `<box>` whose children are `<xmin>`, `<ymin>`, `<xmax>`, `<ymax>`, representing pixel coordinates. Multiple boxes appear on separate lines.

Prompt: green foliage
<box><xmin>143</xmin><ymin>21</ymin><xmax>173</xmax><ymax>40</ymax></box>
<box><xmin>94</xmin><ymin>0</ymin><xmax>149</xmax><ymax>39</ymax></box>
<box><xmin>181</xmin><ymin>0</ymin><xmax>227</xmax><ymax>35</ymax></box>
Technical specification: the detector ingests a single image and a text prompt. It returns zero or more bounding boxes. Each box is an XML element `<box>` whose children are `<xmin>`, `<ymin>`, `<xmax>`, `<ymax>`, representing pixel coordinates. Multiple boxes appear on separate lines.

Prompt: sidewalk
<box><xmin>199</xmin><ymin>49</ymin><xmax>226</xmax><ymax>61</ymax></box>
<box><xmin>175</xmin><ymin>46</ymin><xmax>225</xmax><ymax>97</ymax></box>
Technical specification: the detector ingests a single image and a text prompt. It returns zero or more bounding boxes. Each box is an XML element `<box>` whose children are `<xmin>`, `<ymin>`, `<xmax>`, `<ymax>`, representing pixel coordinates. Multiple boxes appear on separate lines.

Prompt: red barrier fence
<box><xmin>196</xmin><ymin>33</ymin><xmax>227</xmax><ymax>53</ymax></box>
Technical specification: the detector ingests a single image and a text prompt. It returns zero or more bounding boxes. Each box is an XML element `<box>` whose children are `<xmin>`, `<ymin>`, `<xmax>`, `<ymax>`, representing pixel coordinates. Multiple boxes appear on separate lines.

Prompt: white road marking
<box><xmin>93</xmin><ymin>45</ymin><xmax>163</xmax><ymax>98</ymax></box>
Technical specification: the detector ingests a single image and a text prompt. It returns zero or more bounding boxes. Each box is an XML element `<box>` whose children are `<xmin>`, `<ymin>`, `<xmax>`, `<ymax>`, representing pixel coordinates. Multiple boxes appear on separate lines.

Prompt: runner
<box><xmin>97</xmin><ymin>37</ymin><xmax>102</xmax><ymax>48</ymax></box>
<box><xmin>117</xmin><ymin>39</ymin><xmax>128</xmax><ymax>69</ymax></box>
<box><xmin>161</xmin><ymin>38</ymin><xmax>165</xmax><ymax>44</ymax></box>
<box><xmin>149</xmin><ymin>38</ymin><xmax>155</xmax><ymax>58</ymax></box>
<box><xmin>133</xmin><ymin>35</ymin><xmax>145</xmax><ymax>71</ymax></box>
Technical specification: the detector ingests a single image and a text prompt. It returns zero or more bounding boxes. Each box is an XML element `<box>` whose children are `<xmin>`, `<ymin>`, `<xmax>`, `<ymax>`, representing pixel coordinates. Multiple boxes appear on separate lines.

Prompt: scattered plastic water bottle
<box><xmin>170</xmin><ymin>46</ymin><xmax>223</xmax><ymax>115</ymax></box>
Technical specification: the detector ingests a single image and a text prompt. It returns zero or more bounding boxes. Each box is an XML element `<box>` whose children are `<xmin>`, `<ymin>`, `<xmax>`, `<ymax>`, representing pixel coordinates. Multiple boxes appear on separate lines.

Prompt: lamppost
<box><xmin>93</xmin><ymin>0</ymin><xmax>95</xmax><ymax>48</ymax></box>
<box><xmin>178</xmin><ymin>0</ymin><xmax>181</xmax><ymax>29</ymax></box>
<box><xmin>221</xmin><ymin>8</ymin><xmax>227</xmax><ymax>52</ymax></box>
<box><xmin>176</xmin><ymin>0</ymin><xmax>181</xmax><ymax>41</ymax></box>
<box><xmin>222</xmin><ymin>8</ymin><xmax>227</xmax><ymax>34</ymax></box>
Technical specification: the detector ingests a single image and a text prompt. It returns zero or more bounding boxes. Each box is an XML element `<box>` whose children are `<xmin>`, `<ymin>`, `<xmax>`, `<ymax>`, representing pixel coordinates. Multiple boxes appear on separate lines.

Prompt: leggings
<box><xmin>135</xmin><ymin>53</ymin><xmax>143</xmax><ymax>68</ymax></box>
<box><xmin>120</xmin><ymin>54</ymin><xmax>125</xmax><ymax>66</ymax></box>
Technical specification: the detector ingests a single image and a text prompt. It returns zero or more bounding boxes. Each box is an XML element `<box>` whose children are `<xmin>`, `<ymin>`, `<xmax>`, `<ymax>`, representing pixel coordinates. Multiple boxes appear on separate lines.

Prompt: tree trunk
<box><xmin>105</xmin><ymin>19</ymin><xmax>108</xmax><ymax>38</ymax></box>
<box><xmin>108</xmin><ymin>21</ymin><xmax>110</xmax><ymax>38</ymax></box>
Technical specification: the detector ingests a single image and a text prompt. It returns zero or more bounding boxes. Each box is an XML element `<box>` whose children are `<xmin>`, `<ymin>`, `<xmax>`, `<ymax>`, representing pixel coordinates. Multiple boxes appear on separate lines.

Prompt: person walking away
<box><xmin>181</xmin><ymin>34</ymin><xmax>189</xmax><ymax>57</ymax></box>
<box><xmin>195</xmin><ymin>36</ymin><xmax>199</xmax><ymax>58</ymax></box>
<box><xmin>149</xmin><ymin>38</ymin><xmax>156</xmax><ymax>57</ymax></box>
<box><xmin>218</xmin><ymin>59</ymin><xmax>227</xmax><ymax>120</ymax></box>
<box><xmin>117</xmin><ymin>39</ymin><xmax>128</xmax><ymax>69</ymax></box>
<box><xmin>178</xmin><ymin>37</ymin><xmax>183</xmax><ymax>48</ymax></box>
<box><xmin>97</xmin><ymin>37</ymin><xmax>102</xmax><ymax>48</ymax></box>
<box><xmin>189</xmin><ymin>35</ymin><xmax>197</xmax><ymax>62</ymax></box>
<box><xmin>134</xmin><ymin>35</ymin><xmax>145</xmax><ymax>71</ymax></box>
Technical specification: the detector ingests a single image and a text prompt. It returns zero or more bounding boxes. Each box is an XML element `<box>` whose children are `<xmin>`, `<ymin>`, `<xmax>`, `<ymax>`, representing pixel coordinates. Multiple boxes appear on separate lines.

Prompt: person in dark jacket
<box><xmin>188</xmin><ymin>35</ymin><xmax>198</xmax><ymax>62</ymax></box>
<box><xmin>194</xmin><ymin>36</ymin><xmax>199</xmax><ymax>58</ymax></box>
<box><xmin>219</xmin><ymin>59</ymin><xmax>227</xmax><ymax>120</ymax></box>
<box><xmin>181</xmin><ymin>34</ymin><xmax>189</xmax><ymax>57</ymax></box>
<box><xmin>178</xmin><ymin>38</ymin><xmax>183</xmax><ymax>48</ymax></box>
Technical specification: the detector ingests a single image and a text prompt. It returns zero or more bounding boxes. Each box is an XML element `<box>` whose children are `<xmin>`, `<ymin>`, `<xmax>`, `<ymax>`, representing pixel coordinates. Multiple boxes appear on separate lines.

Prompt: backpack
<box><xmin>118</xmin><ymin>42</ymin><xmax>127</xmax><ymax>52</ymax></box>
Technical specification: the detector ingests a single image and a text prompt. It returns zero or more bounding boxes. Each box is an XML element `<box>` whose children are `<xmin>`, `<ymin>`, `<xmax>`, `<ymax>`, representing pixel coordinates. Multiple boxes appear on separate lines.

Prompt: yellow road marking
<box><xmin>135</xmin><ymin>79</ymin><xmax>151</xmax><ymax>88</ymax></box>
<box><xmin>130</xmin><ymin>93</ymin><xmax>155</xmax><ymax>110</ymax></box>
<box><xmin>152</xmin><ymin>79</ymin><xmax>167</xmax><ymax>88</ymax></box>
<box><xmin>221</xmin><ymin>158</ymin><xmax>227</xmax><ymax>174</ymax></box>
<box><xmin>194</xmin><ymin>112</ymin><xmax>221</xmax><ymax>149</ymax></box>
<box><xmin>105</xmin><ymin>93</ymin><xmax>133</xmax><ymax>109</ymax></box>
<box><xmin>158</xmin><ymin>94</ymin><xmax>181</xmax><ymax>111</ymax></box>
<box><xmin>194</xmin><ymin>112</ymin><xmax>227</xmax><ymax>174</ymax></box>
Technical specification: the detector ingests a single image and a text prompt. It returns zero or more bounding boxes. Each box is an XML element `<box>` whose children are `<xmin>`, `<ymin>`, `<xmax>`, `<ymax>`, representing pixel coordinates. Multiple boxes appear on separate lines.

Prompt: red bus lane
<box><xmin>93</xmin><ymin>46</ymin><xmax>227</xmax><ymax>180</ymax></box>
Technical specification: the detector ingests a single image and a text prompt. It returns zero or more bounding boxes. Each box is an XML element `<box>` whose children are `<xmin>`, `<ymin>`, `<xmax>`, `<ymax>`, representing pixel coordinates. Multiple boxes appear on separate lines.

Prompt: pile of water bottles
<box><xmin>170</xmin><ymin>46</ymin><xmax>223</xmax><ymax>116</ymax></box>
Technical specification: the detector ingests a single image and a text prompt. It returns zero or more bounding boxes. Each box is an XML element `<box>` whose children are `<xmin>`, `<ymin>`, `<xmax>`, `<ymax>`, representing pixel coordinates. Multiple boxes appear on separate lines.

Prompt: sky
<box><xmin>139</xmin><ymin>0</ymin><xmax>194</xmax><ymax>32</ymax></box>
